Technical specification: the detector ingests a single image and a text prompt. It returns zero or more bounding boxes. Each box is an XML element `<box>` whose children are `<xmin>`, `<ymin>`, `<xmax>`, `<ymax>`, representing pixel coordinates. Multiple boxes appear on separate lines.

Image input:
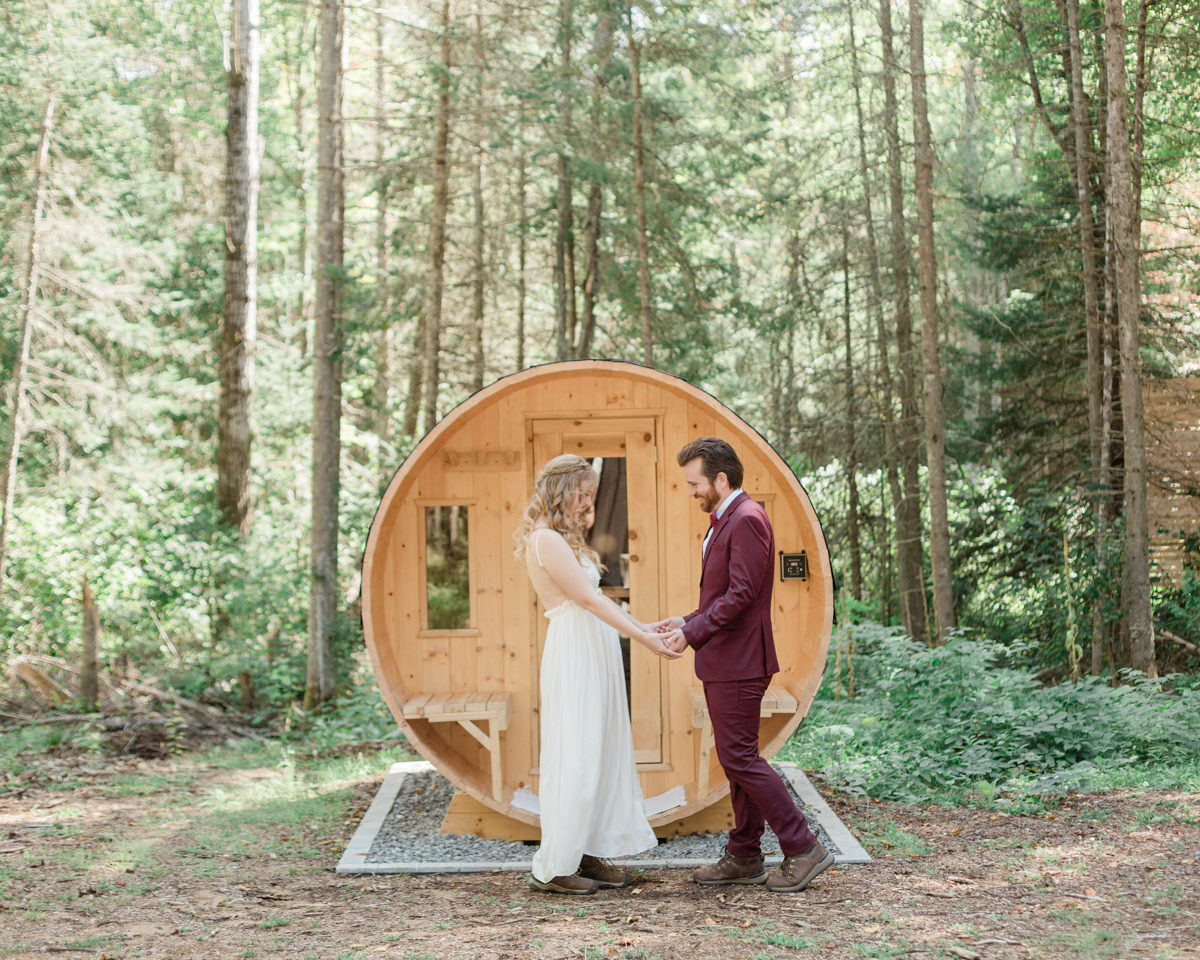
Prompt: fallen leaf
<box><xmin>947</xmin><ymin>875</ymin><xmax>974</xmax><ymax>884</ymax></box>
<box><xmin>946</xmin><ymin>949</ymin><xmax>981</xmax><ymax>960</ymax></box>
<box><xmin>1046</xmin><ymin>869</ymin><xmax>1061</xmax><ymax>876</ymax></box>
<box><xmin>625</xmin><ymin>915</ymin><xmax>641</xmax><ymax>924</ymax></box>
<box><xmin>631</xmin><ymin>887</ymin><xmax>641</xmax><ymax>894</ymax></box>
<box><xmin>740</xmin><ymin>920</ymin><xmax>752</xmax><ymax>928</ymax></box>
<box><xmin>1084</xmin><ymin>888</ymin><xmax>1097</xmax><ymax>897</ymax></box>
<box><xmin>619</xmin><ymin>939</ymin><xmax>635</xmax><ymax>947</ymax></box>
<box><xmin>927</xmin><ymin>891</ymin><xmax>957</xmax><ymax>899</ymax></box>
<box><xmin>946</xmin><ymin>827</ymin><xmax>964</xmax><ymax>837</ymax></box>
<box><xmin>350</xmin><ymin>944</ymin><xmax>369</xmax><ymax>949</ymax></box>
<box><xmin>704</xmin><ymin>917</ymin><xmax>719</xmax><ymax>925</ymax></box>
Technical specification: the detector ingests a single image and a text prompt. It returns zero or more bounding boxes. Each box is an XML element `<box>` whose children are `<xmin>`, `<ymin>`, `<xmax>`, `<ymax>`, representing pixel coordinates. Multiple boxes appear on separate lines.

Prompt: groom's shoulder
<box><xmin>730</xmin><ymin>494</ymin><xmax>770</xmax><ymax>528</ymax></box>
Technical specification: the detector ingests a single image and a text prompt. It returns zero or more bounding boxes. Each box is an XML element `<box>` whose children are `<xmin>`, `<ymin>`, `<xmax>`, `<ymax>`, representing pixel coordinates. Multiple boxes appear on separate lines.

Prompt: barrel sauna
<box><xmin>361</xmin><ymin>360</ymin><xmax>833</xmax><ymax>837</ymax></box>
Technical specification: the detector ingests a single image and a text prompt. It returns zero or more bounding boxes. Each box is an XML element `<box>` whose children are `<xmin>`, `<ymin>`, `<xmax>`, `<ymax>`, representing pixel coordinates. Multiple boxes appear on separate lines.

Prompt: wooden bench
<box><xmin>401</xmin><ymin>692</ymin><xmax>513</xmax><ymax>801</ymax></box>
<box><xmin>687</xmin><ymin>685</ymin><xmax>798</xmax><ymax>797</ymax></box>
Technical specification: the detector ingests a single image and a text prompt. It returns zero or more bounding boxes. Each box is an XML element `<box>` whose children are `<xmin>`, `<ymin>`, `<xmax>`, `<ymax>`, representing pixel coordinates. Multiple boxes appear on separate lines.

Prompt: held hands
<box><xmin>662</xmin><ymin>628</ymin><xmax>688</xmax><ymax>654</ymax></box>
<box><xmin>641</xmin><ymin>617</ymin><xmax>688</xmax><ymax>658</ymax></box>
<box><xmin>639</xmin><ymin>629</ymin><xmax>682</xmax><ymax>660</ymax></box>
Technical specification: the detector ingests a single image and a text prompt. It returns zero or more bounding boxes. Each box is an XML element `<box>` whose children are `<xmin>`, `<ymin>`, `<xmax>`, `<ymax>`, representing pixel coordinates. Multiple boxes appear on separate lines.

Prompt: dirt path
<box><xmin>2</xmin><ymin>746</ymin><xmax>1197</xmax><ymax>959</ymax></box>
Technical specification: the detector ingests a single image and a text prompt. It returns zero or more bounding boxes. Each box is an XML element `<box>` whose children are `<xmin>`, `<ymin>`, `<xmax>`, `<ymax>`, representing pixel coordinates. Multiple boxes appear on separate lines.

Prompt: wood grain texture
<box><xmin>360</xmin><ymin>361</ymin><xmax>833</xmax><ymax>830</ymax></box>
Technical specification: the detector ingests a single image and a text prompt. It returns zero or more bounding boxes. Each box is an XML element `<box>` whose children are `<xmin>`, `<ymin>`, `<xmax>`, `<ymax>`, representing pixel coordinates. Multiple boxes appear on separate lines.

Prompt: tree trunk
<box><xmin>878</xmin><ymin>0</ymin><xmax>927</xmax><ymax>645</ymax></box>
<box><xmin>0</xmin><ymin>96</ymin><xmax>55</xmax><ymax>599</ymax></box>
<box><xmin>849</xmin><ymin>2</ymin><xmax>905</xmax><ymax>620</ymax></box>
<box><xmin>579</xmin><ymin>13</ymin><xmax>613</xmax><ymax>360</ymax></box>
<box><xmin>784</xmin><ymin>233</ymin><xmax>802</xmax><ymax>455</ymax></box>
<box><xmin>629</xmin><ymin>31</ymin><xmax>653</xmax><ymax>368</ymax></box>
<box><xmin>843</xmin><ymin>215</ymin><xmax>863</xmax><ymax>603</ymax></box>
<box><xmin>470</xmin><ymin>0</ymin><xmax>486</xmax><ymax>392</ymax></box>
<box><xmin>1106</xmin><ymin>0</ymin><xmax>1154</xmax><ymax>676</ymax></box>
<box><xmin>217</xmin><ymin>0</ymin><xmax>259</xmax><ymax>535</ymax></box>
<box><xmin>289</xmin><ymin>12</ymin><xmax>313</xmax><ymax>334</ymax></box>
<box><xmin>909</xmin><ymin>0</ymin><xmax>954</xmax><ymax>641</ymax></box>
<box><xmin>305</xmin><ymin>0</ymin><xmax>345</xmax><ymax>711</ymax></box>
<box><xmin>81</xmin><ymin>579</ymin><xmax>99</xmax><ymax>710</ymax></box>
<box><xmin>402</xmin><ymin>311</ymin><xmax>425</xmax><ymax>436</ymax></box>
<box><xmin>373</xmin><ymin>9</ymin><xmax>392</xmax><ymax>478</ymax></box>
<box><xmin>1066</xmin><ymin>0</ymin><xmax>1107</xmax><ymax>674</ymax></box>
<box><xmin>553</xmin><ymin>0</ymin><xmax>576</xmax><ymax>361</ymax></box>
<box><xmin>516</xmin><ymin>113</ymin><xmax>528</xmax><ymax>371</ymax></box>
<box><xmin>422</xmin><ymin>0</ymin><xmax>453</xmax><ymax>434</ymax></box>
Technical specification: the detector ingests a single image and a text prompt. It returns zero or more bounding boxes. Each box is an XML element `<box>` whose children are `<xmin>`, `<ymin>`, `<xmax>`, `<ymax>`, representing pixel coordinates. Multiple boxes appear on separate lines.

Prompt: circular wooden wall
<box><xmin>362</xmin><ymin>360</ymin><xmax>833</xmax><ymax>829</ymax></box>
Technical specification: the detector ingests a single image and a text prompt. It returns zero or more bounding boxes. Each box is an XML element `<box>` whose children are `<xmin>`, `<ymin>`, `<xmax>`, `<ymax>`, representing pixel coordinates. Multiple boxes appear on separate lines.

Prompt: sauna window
<box><xmin>425</xmin><ymin>505</ymin><xmax>470</xmax><ymax>630</ymax></box>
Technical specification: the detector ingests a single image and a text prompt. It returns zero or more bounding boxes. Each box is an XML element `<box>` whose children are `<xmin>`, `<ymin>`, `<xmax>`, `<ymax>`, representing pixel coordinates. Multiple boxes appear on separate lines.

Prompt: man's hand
<box><xmin>650</xmin><ymin>616</ymin><xmax>685</xmax><ymax>634</ymax></box>
<box><xmin>640</xmin><ymin>630</ymin><xmax>683</xmax><ymax>660</ymax></box>
<box><xmin>663</xmin><ymin>628</ymin><xmax>688</xmax><ymax>654</ymax></box>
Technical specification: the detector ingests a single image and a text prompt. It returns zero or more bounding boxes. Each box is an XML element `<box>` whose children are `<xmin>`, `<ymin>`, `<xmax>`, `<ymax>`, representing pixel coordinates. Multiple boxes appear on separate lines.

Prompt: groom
<box><xmin>657</xmin><ymin>438</ymin><xmax>833</xmax><ymax>893</ymax></box>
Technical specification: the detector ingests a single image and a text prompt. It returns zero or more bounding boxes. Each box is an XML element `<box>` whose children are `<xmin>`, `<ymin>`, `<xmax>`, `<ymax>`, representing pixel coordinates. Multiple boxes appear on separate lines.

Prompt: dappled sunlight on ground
<box><xmin>0</xmin><ymin>743</ymin><xmax>1197</xmax><ymax>958</ymax></box>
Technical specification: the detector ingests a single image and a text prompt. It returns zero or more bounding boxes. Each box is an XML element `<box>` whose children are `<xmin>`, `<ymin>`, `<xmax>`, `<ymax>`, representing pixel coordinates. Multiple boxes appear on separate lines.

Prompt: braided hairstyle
<box><xmin>513</xmin><ymin>454</ymin><xmax>603</xmax><ymax>569</ymax></box>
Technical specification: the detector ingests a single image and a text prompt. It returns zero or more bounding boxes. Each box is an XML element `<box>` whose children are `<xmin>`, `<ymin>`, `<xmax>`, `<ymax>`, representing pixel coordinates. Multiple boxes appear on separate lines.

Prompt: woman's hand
<box><xmin>637</xmin><ymin>629</ymin><xmax>683</xmax><ymax>660</ymax></box>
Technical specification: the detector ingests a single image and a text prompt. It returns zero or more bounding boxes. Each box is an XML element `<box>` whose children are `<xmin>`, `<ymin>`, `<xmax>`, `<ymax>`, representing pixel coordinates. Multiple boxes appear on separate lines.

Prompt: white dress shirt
<box><xmin>701</xmin><ymin>488</ymin><xmax>743</xmax><ymax>558</ymax></box>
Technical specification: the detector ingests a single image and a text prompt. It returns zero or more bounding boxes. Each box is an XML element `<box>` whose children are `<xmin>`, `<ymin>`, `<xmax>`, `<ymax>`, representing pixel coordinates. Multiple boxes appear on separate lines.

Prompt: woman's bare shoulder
<box><xmin>526</xmin><ymin>526</ymin><xmax>572</xmax><ymax>565</ymax></box>
<box><xmin>527</xmin><ymin>525</ymin><xmax>568</xmax><ymax>544</ymax></box>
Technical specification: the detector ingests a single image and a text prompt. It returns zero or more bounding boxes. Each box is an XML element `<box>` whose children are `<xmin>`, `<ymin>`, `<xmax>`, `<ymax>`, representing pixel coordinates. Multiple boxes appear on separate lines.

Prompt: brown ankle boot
<box><xmin>529</xmin><ymin>872</ymin><xmax>599</xmax><ymax>895</ymax></box>
<box><xmin>766</xmin><ymin>840</ymin><xmax>834</xmax><ymax>893</ymax></box>
<box><xmin>580</xmin><ymin>855</ymin><xmax>633</xmax><ymax>888</ymax></box>
<box><xmin>692</xmin><ymin>847</ymin><xmax>767</xmax><ymax>885</ymax></box>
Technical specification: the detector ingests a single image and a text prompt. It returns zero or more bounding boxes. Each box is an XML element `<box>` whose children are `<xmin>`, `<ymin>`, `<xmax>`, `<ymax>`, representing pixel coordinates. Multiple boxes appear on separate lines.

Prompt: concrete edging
<box><xmin>337</xmin><ymin>761</ymin><xmax>871</xmax><ymax>875</ymax></box>
<box><xmin>776</xmin><ymin>762</ymin><xmax>872</xmax><ymax>864</ymax></box>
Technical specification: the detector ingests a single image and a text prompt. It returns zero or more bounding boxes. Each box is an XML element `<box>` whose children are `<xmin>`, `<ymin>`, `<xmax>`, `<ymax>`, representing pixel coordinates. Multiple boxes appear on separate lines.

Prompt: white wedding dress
<box><xmin>530</xmin><ymin>538</ymin><xmax>657</xmax><ymax>883</ymax></box>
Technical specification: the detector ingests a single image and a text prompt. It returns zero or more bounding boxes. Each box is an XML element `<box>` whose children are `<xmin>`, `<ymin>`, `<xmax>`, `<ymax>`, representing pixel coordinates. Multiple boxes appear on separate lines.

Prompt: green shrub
<box><xmin>781</xmin><ymin>624</ymin><xmax>1200</xmax><ymax>801</ymax></box>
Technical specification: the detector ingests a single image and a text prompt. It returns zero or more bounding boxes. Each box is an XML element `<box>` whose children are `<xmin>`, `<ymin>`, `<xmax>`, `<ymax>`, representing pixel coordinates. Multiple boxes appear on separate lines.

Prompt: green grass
<box><xmin>259</xmin><ymin>915</ymin><xmax>290</xmax><ymax>930</ymax></box>
<box><xmin>106</xmin><ymin>773</ymin><xmax>195</xmax><ymax>796</ymax></box>
<box><xmin>723</xmin><ymin>921</ymin><xmax>820</xmax><ymax>952</ymax></box>
<box><xmin>64</xmin><ymin>934</ymin><xmax>116</xmax><ymax>949</ymax></box>
<box><xmin>847</xmin><ymin>818</ymin><xmax>936</xmax><ymax>857</ymax></box>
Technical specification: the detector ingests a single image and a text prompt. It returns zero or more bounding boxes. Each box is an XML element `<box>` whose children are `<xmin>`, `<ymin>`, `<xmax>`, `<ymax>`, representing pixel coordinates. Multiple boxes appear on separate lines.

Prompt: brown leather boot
<box><xmin>692</xmin><ymin>847</ymin><xmax>768</xmax><ymax>885</ymax></box>
<box><xmin>766</xmin><ymin>840</ymin><xmax>834</xmax><ymax>893</ymax></box>
<box><xmin>529</xmin><ymin>873</ymin><xmax>599</xmax><ymax>895</ymax></box>
<box><xmin>580</xmin><ymin>855</ymin><xmax>633</xmax><ymax>888</ymax></box>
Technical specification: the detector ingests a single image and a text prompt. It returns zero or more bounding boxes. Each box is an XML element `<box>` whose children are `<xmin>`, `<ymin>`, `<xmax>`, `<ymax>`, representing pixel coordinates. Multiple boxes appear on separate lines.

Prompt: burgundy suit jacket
<box><xmin>681</xmin><ymin>492</ymin><xmax>780</xmax><ymax>682</ymax></box>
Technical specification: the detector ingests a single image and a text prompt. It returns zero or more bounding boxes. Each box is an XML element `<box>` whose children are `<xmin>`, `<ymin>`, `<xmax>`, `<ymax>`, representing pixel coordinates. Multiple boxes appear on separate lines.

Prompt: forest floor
<box><xmin>1</xmin><ymin>741</ymin><xmax>1198</xmax><ymax>960</ymax></box>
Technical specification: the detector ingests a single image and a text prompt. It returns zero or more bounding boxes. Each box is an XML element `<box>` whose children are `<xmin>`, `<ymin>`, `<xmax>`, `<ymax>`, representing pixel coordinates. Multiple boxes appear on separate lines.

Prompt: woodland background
<box><xmin>2</xmin><ymin>0</ymin><xmax>1199</xmax><ymax>768</ymax></box>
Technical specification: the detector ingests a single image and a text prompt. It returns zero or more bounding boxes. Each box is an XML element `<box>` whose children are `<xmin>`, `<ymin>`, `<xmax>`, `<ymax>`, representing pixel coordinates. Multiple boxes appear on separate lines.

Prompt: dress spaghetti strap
<box><xmin>533</xmin><ymin>528</ymin><xmax>548</xmax><ymax>567</ymax></box>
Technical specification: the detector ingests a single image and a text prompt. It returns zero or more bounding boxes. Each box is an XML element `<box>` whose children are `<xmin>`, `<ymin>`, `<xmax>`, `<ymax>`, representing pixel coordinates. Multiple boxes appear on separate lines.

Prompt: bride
<box><xmin>514</xmin><ymin>454</ymin><xmax>680</xmax><ymax>895</ymax></box>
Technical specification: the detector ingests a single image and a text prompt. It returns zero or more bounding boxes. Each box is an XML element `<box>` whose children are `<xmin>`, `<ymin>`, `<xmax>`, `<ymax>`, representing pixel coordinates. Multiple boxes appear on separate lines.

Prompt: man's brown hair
<box><xmin>676</xmin><ymin>437</ymin><xmax>744</xmax><ymax>489</ymax></box>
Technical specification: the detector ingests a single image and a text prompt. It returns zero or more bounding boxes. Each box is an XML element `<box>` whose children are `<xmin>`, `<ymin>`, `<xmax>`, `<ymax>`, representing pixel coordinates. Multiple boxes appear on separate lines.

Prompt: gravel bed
<box><xmin>365</xmin><ymin>767</ymin><xmax>839</xmax><ymax>864</ymax></box>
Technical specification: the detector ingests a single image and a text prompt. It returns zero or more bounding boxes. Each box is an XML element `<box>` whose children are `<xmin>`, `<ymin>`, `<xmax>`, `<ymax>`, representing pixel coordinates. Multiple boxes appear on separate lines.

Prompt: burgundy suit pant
<box><xmin>703</xmin><ymin>676</ymin><xmax>817</xmax><ymax>858</ymax></box>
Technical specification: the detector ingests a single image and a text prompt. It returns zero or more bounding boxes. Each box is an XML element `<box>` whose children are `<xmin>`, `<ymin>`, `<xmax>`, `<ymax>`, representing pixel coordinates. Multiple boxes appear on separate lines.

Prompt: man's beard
<box><xmin>699</xmin><ymin>488</ymin><xmax>721</xmax><ymax>513</ymax></box>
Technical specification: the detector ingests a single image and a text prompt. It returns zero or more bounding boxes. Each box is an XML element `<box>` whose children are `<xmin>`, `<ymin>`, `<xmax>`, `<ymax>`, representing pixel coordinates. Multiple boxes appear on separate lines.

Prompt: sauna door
<box><xmin>530</xmin><ymin>418</ymin><xmax>663</xmax><ymax>764</ymax></box>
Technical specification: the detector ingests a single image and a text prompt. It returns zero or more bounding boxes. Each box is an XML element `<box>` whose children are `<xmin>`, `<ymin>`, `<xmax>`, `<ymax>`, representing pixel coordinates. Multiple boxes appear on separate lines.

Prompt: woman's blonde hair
<box><xmin>513</xmin><ymin>454</ymin><xmax>602</xmax><ymax>569</ymax></box>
